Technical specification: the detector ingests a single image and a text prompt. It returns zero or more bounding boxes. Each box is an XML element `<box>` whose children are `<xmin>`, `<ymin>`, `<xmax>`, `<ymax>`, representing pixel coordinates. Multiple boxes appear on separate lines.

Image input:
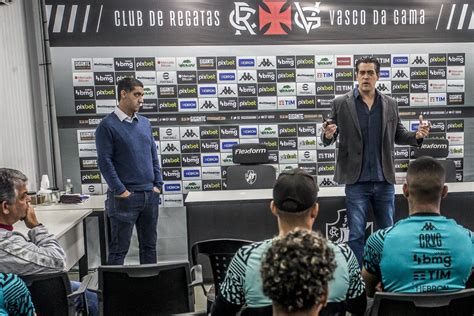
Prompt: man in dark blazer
<box><xmin>321</xmin><ymin>56</ymin><xmax>430</xmax><ymax>265</ymax></box>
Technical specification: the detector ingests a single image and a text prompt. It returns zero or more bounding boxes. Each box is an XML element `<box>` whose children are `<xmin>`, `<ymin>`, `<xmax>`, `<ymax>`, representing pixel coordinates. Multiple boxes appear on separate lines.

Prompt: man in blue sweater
<box><xmin>96</xmin><ymin>78</ymin><xmax>163</xmax><ymax>265</ymax></box>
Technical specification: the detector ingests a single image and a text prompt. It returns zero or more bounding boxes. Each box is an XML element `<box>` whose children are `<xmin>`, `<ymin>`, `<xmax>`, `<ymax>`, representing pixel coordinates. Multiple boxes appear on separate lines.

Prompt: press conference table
<box><xmin>34</xmin><ymin>195</ymin><xmax>107</xmax><ymax>270</ymax></box>
<box><xmin>14</xmin><ymin>209</ymin><xmax>92</xmax><ymax>278</ymax></box>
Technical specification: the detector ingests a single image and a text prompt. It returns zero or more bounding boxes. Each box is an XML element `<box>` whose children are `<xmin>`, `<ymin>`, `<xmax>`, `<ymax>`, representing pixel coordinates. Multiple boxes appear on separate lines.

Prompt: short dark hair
<box><xmin>117</xmin><ymin>78</ymin><xmax>143</xmax><ymax>101</ymax></box>
<box><xmin>355</xmin><ymin>56</ymin><xmax>380</xmax><ymax>75</ymax></box>
<box><xmin>406</xmin><ymin>156</ymin><xmax>445</xmax><ymax>204</ymax></box>
<box><xmin>273</xmin><ymin>168</ymin><xmax>319</xmax><ymax>213</ymax></box>
<box><xmin>261</xmin><ymin>229</ymin><xmax>336</xmax><ymax>313</ymax></box>
<box><xmin>0</xmin><ymin>168</ymin><xmax>28</xmax><ymax>204</ymax></box>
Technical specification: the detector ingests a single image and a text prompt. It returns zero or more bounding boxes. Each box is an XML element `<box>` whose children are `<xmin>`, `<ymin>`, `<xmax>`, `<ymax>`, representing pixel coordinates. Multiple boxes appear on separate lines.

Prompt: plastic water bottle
<box><xmin>65</xmin><ymin>179</ymin><xmax>74</xmax><ymax>194</ymax></box>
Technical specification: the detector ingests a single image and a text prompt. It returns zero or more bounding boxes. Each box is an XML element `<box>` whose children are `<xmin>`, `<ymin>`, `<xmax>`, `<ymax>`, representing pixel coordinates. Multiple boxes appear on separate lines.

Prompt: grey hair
<box><xmin>0</xmin><ymin>168</ymin><xmax>28</xmax><ymax>204</ymax></box>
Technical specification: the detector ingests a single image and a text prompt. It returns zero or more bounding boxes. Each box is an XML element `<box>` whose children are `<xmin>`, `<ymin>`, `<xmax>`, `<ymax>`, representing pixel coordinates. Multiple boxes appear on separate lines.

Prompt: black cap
<box><xmin>273</xmin><ymin>168</ymin><xmax>319</xmax><ymax>213</ymax></box>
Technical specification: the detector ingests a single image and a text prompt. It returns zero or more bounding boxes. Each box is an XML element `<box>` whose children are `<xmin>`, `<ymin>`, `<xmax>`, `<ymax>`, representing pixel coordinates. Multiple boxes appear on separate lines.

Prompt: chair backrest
<box><xmin>21</xmin><ymin>272</ymin><xmax>74</xmax><ymax>316</ymax></box>
<box><xmin>437</xmin><ymin>159</ymin><xmax>457</xmax><ymax>182</ymax></box>
<box><xmin>191</xmin><ymin>239</ymin><xmax>253</xmax><ymax>297</ymax></box>
<box><xmin>371</xmin><ymin>288</ymin><xmax>474</xmax><ymax>316</ymax></box>
<box><xmin>98</xmin><ymin>261</ymin><xmax>194</xmax><ymax>316</ymax></box>
<box><xmin>226</xmin><ymin>165</ymin><xmax>276</xmax><ymax>190</ymax></box>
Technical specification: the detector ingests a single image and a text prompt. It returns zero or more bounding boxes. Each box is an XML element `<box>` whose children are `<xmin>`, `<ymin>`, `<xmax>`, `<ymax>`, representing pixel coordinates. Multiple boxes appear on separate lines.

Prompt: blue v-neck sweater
<box><xmin>95</xmin><ymin>113</ymin><xmax>163</xmax><ymax>194</ymax></box>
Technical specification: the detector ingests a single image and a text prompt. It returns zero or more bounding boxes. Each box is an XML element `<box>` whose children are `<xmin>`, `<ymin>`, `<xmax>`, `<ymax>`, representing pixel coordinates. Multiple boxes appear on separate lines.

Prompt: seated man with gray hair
<box><xmin>0</xmin><ymin>168</ymin><xmax>98</xmax><ymax>315</ymax></box>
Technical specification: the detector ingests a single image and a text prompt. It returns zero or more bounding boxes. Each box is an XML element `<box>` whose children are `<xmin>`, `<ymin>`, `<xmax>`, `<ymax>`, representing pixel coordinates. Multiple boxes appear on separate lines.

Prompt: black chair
<box><xmin>20</xmin><ymin>272</ymin><xmax>84</xmax><ymax>316</ymax></box>
<box><xmin>226</xmin><ymin>143</ymin><xmax>276</xmax><ymax>190</ymax></box>
<box><xmin>96</xmin><ymin>261</ymin><xmax>195</xmax><ymax>316</ymax></box>
<box><xmin>370</xmin><ymin>288</ymin><xmax>474</xmax><ymax>316</ymax></box>
<box><xmin>410</xmin><ymin>138</ymin><xmax>456</xmax><ymax>182</ymax></box>
<box><xmin>226</xmin><ymin>164</ymin><xmax>277</xmax><ymax>190</ymax></box>
<box><xmin>190</xmin><ymin>239</ymin><xmax>253</xmax><ymax>311</ymax></box>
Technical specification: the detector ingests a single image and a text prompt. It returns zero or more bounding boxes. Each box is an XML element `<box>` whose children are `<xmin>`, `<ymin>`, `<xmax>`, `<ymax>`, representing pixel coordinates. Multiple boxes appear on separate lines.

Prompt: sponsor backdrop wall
<box><xmin>47</xmin><ymin>0</ymin><xmax>474</xmax><ymax>207</ymax></box>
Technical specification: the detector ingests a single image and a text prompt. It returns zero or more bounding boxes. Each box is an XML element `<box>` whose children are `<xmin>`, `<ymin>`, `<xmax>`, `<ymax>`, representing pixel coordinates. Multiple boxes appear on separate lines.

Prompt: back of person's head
<box><xmin>117</xmin><ymin>77</ymin><xmax>144</xmax><ymax>101</ymax></box>
<box><xmin>405</xmin><ymin>156</ymin><xmax>446</xmax><ymax>205</ymax></box>
<box><xmin>261</xmin><ymin>229</ymin><xmax>336</xmax><ymax>315</ymax></box>
<box><xmin>0</xmin><ymin>168</ymin><xmax>28</xmax><ymax>205</ymax></box>
<box><xmin>272</xmin><ymin>168</ymin><xmax>319</xmax><ymax>220</ymax></box>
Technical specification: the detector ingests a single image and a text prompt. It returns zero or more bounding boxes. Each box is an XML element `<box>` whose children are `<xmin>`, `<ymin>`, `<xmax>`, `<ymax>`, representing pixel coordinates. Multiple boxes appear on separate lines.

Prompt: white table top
<box><xmin>185</xmin><ymin>182</ymin><xmax>474</xmax><ymax>204</ymax></box>
<box><xmin>14</xmin><ymin>209</ymin><xmax>92</xmax><ymax>237</ymax></box>
<box><xmin>34</xmin><ymin>195</ymin><xmax>106</xmax><ymax>211</ymax></box>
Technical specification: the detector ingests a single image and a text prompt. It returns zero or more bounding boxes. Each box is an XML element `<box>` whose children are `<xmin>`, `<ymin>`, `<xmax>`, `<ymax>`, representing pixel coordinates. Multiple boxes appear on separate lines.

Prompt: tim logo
<box><xmin>245</xmin><ymin>170</ymin><xmax>257</xmax><ymax>185</ymax></box>
<box><xmin>259</xmin><ymin>0</ymin><xmax>292</xmax><ymax>35</ymax></box>
<box><xmin>326</xmin><ymin>209</ymin><xmax>373</xmax><ymax>243</ymax></box>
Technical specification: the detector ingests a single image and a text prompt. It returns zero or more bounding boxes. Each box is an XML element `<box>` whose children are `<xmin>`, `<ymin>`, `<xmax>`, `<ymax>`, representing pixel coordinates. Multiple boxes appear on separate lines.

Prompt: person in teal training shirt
<box><xmin>363</xmin><ymin>156</ymin><xmax>474</xmax><ymax>297</ymax></box>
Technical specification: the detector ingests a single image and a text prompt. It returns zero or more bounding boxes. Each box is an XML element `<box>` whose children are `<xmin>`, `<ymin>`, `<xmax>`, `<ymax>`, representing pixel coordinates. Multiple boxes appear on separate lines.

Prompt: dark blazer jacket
<box><xmin>322</xmin><ymin>91</ymin><xmax>421</xmax><ymax>184</ymax></box>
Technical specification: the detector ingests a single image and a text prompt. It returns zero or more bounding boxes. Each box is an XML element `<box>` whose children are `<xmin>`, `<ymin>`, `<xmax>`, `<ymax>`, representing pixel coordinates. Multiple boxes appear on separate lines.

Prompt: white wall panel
<box><xmin>0</xmin><ymin>1</ymin><xmax>39</xmax><ymax>189</ymax></box>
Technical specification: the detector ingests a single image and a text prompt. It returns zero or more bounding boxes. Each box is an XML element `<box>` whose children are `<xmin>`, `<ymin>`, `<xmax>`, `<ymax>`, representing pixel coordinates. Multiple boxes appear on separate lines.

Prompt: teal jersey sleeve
<box><xmin>0</xmin><ymin>273</ymin><xmax>35</xmax><ymax>316</ymax></box>
<box><xmin>363</xmin><ymin>227</ymin><xmax>392</xmax><ymax>276</ymax></box>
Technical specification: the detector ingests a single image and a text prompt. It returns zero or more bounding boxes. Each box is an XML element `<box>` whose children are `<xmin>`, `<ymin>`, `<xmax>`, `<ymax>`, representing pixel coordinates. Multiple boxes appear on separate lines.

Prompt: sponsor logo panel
<box><xmin>73</xmin><ymin>58</ymin><xmax>92</xmax><ymax>71</ymax></box>
<box><xmin>114</xmin><ymin>57</ymin><xmax>135</xmax><ymax>71</ymax></box>
<box><xmin>156</xmin><ymin>57</ymin><xmax>176</xmax><ymax>70</ymax></box>
<box><xmin>135</xmin><ymin>57</ymin><xmax>155</xmax><ymax>71</ymax></box>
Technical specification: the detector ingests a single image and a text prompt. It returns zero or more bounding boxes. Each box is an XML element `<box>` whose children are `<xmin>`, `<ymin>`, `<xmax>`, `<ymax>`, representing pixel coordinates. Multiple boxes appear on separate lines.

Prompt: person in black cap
<box><xmin>211</xmin><ymin>168</ymin><xmax>366</xmax><ymax>316</ymax></box>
